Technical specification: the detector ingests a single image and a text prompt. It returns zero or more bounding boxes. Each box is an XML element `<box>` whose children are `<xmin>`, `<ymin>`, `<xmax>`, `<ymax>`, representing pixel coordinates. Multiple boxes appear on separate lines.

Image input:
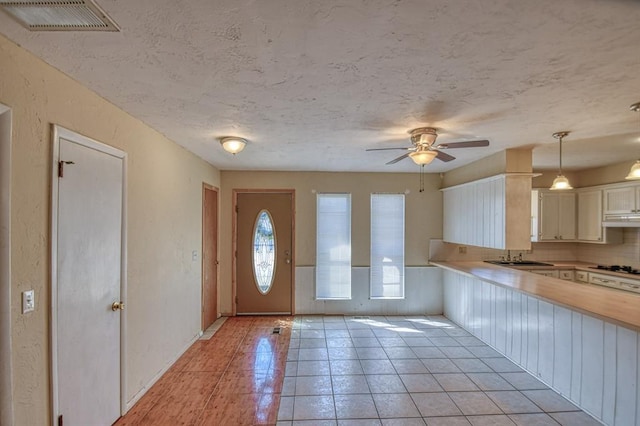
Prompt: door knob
<box><xmin>111</xmin><ymin>301</ymin><xmax>125</xmax><ymax>311</ymax></box>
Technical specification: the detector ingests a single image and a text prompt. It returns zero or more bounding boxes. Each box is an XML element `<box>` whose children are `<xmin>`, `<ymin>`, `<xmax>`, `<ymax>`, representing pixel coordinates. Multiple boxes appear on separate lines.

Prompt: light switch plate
<box><xmin>22</xmin><ymin>290</ymin><xmax>34</xmax><ymax>313</ymax></box>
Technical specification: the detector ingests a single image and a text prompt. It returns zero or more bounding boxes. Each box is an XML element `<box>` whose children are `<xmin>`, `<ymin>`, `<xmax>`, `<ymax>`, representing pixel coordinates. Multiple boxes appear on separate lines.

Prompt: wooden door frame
<box><xmin>201</xmin><ymin>183</ymin><xmax>219</xmax><ymax>329</ymax></box>
<box><xmin>232</xmin><ymin>189</ymin><xmax>295</xmax><ymax>316</ymax></box>
<box><xmin>0</xmin><ymin>104</ymin><xmax>13</xmax><ymax>426</ymax></box>
<box><xmin>50</xmin><ymin>125</ymin><xmax>128</xmax><ymax>424</ymax></box>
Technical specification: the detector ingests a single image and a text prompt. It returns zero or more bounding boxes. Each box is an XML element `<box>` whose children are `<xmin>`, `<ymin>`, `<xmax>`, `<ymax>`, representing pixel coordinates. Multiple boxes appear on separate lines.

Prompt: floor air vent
<box><xmin>0</xmin><ymin>0</ymin><xmax>119</xmax><ymax>31</ymax></box>
<box><xmin>272</xmin><ymin>327</ymin><xmax>281</xmax><ymax>335</ymax></box>
<box><xmin>352</xmin><ymin>316</ymin><xmax>370</xmax><ymax>320</ymax></box>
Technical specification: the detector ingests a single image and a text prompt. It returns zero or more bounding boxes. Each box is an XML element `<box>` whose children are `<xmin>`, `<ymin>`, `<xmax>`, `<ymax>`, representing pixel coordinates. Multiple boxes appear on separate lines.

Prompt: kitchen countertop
<box><xmin>431</xmin><ymin>260</ymin><xmax>640</xmax><ymax>331</ymax></box>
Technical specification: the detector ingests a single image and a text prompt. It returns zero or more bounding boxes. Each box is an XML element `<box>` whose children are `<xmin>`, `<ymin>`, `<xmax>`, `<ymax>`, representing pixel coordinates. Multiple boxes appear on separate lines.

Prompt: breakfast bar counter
<box><xmin>431</xmin><ymin>260</ymin><xmax>640</xmax><ymax>331</ymax></box>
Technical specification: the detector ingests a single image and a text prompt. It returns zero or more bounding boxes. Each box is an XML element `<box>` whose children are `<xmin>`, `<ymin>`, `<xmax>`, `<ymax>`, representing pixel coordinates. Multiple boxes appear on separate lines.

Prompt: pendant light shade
<box><xmin>409</xmin><ymin>149</ymin><xmax>437</xmax><ymax>165</ymax></box>
<box><xmin>625</xmin><ymin>103</ymin><xmax>640</xmax><ymax>180</ymax></box>
<box><xmin>549</xmin><ymin>131</ymin><xmax>572</xmax><ymax>190</ymax></box>
<box><xmin>550</xmin><ymin>175</ymin><xmax>572</xmax><ymax>190</ymax></box>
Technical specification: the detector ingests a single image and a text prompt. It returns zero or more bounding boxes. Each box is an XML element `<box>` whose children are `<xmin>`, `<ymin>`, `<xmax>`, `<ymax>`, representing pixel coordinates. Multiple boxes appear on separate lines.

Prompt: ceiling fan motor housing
<box><xmin>410</xmin><ymin>127</ymin><xmax>438</xmax><ymax>146</ymax></box>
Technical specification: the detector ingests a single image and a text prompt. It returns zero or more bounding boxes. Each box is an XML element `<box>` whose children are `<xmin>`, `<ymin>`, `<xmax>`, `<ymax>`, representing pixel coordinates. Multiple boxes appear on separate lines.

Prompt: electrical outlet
<box><xmin>458</xmin><ymin>246</ymin><xmax>467</xmax><ymax>254</ymax></box>
<box><xmin>22</xmin><ymin>290</ymin><xmax>34</xmax><ymax>314</ymax></box>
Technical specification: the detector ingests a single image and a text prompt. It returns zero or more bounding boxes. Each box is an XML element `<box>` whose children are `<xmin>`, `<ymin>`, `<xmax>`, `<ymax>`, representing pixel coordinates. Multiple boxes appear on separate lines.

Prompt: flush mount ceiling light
<box><xmin>549</xmin><ymin>131</ymin><xmax>573</xmax><ymax>190</ymax></box>
<box><xmin>220</xmin><ymin>137</ymin><xmax>247</xmax><ymax>155</ymax></box>
<box><xmin>625</xmin><ymin>102</ymin><xmax>640</xmax><ymax>180</ymax></box>
<box><xmin>0</xmin><ymin>0</ymin><xmax>119</xmax><ymax>31</ymax></box>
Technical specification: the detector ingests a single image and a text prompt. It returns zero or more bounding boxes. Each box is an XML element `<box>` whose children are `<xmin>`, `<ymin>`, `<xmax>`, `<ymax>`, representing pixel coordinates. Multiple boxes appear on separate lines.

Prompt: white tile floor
<box><xmin>277</xmin><ymin>315</ymin><xmax>602</xmax><ymax>426</ymax></box>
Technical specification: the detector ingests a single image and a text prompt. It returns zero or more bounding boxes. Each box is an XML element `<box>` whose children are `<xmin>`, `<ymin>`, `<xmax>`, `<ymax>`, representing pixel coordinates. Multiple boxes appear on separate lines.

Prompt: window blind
<box><xmin>370</xmin><ymin>193</ymin><xmax>405</xmax><ymax>299</ymax></box>
<box><xmin>316</xmin><ymin>193</ymin><xmax>351</xmax><ymax>299</ymax></box>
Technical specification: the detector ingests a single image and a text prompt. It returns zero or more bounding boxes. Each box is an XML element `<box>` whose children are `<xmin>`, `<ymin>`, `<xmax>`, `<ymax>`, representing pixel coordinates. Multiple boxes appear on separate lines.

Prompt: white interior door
<box><xmin>53</xmin><ymin>128</ymin><xmax>125</xmax><ymax>426</ymax></box>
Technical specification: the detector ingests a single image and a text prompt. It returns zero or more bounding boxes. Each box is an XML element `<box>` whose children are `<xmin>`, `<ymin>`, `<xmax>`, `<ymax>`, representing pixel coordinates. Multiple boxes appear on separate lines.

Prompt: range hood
<box><xmin>603</xmin><ymin>214</ymin><xmax>640</xmax><ymax>227</ymax></box>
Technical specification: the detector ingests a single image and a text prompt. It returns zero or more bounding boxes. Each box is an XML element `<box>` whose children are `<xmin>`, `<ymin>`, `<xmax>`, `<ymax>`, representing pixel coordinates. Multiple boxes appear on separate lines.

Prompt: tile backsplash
<box><xmin>430</xmin><ymin>228</ymin><xmax>640</xmax><ymax>268</ymax></box>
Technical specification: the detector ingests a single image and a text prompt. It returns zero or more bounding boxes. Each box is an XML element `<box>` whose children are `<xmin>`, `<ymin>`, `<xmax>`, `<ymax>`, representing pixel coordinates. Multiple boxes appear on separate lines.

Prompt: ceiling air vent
<box><xmin>0</xmin><ymin>0</ymin><xmax>119</xmax><ymax>31</ymax></box>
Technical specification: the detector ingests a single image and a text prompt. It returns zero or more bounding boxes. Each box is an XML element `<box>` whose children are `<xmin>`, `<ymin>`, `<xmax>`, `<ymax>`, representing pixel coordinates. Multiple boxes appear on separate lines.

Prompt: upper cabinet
<box><xmin>443</xmin><ymin>174</ymin><xmax>531</xmax><ymax>250</ymax></box>
<box><xmin>577</xmin><ymin>188</ymin><xmax>623</xmax><ymax>244</ymax></box>
<box><xmin>604</xmin><ymin>185</ymin><xmax>640</xmax><ymax>214</ymax></box>
<box><xmin>531</xmin><ymin>190</ymin><xmax>576</xmax><ymax>242</ymax></box>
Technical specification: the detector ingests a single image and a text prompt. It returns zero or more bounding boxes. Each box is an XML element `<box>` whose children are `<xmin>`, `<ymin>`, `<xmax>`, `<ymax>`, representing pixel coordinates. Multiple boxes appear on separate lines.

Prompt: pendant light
<box><xmin>549</xmin><ymin>131</ymin><xmax>573</xmax><ymax>190</ymax></box>
<box><xmin>625</xmin><ymin>102</ymin><xmax>640</xmax><ymax>180</ymax></box>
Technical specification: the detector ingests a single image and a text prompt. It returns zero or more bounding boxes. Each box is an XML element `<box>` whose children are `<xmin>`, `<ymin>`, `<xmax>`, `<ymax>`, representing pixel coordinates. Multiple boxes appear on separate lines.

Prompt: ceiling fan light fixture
<box><xmin>220</xmin><ymin>137</ymin><xmax>246</xmax><ymax>155</ymax></box>
<box><xmin>626</xmin><ymin>103</ymin><xmax>640</xmax><ymax>180</ymax></box>
<box><xmin>409</xmin><ymin>149</ymin><xmax>437</xmax><ymax>165</ymax></box>
<box><xmin>549</xmin><ymin>131</ymin><xmax>572</xmax><ymax>190</ymax></box>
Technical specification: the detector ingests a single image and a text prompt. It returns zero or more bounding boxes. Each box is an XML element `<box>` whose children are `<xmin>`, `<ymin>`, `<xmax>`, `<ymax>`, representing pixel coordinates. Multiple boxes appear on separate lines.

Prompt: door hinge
<box><xmin>235</xmin><ymin>296</ymin><xmax>238</xmax><ymax>304</ymax></box>
<box><xmin>58</xmin><ymin>161</ymin><xmax>75</xmax><ymax>178</ymax></box>
<box><xmin>58</xmin><ymin>414</ymin><xmax>63</xmax><ymax>426</ymax></box>
<box><xmin>235</xmin><ymin>205</ymin><xmax>239</xmax><ymax>213</ymax></box>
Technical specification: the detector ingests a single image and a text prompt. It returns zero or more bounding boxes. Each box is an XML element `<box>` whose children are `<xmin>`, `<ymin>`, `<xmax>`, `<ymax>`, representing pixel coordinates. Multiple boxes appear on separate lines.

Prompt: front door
<box><xmin>53</xmin><ymin>127</ymin><xmax>125</xmax><ymax>425</ymax></box>
<box><xmin>202</xmin><ymin>184</ymin><xmax>219</xmax><ymax>329</ymax></box>
<box><xmin>236</xmin><ymin>191</ymin><xmax>293</xmax><ymax>314</ymax></box>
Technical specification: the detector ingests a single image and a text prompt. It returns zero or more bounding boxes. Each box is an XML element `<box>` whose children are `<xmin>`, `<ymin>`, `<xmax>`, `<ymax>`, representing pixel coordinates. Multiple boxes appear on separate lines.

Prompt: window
<box><xmin>370</xmin><ymin>193</ymin><xmax>405</xmax><ymax>299</ymax></box>
<box><xmin>316</xmin><ymin>193</ymin><xmax>351</xmax><ymax>299</ymax></box>
<box><xmin>252</xmin><ymin>210</ymin><xmax>276</xmax><ymax>294</ymax></box>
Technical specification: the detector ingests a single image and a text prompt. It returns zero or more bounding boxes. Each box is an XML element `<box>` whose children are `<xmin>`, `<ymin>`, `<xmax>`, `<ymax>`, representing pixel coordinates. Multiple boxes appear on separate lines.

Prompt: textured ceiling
<box><xmin>1</xmin><ymin>0</ymin><xmax>639</xmax><ymax>173</ymax></box>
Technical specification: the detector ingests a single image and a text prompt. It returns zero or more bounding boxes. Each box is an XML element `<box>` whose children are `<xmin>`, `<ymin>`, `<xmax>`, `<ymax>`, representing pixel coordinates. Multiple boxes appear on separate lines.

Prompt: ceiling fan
<box><xmin>366</xmin><ymin>127</ymin><xmax>490</xmax><ymax>165</ymax></box>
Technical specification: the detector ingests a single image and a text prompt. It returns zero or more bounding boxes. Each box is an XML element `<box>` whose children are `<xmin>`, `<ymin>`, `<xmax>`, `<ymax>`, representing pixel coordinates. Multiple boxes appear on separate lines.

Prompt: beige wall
<box><xmin>443</xmin><ymin>148</ymin><xmax>532</xmax><ymax>188</ymax></box>
<box><xmin>219</xmin><ymin>171</ymin><xmax>442</xmax><ymax>315</ymax></box>
<box><xmin>0</xmin><ymin>34</ymin><xmax>220</xmax><ymax>424</ymax></box>
<box><xmin>533</xmin><ymin>161</ymin><xmax>633</xmax><ymax>189</ymax></box>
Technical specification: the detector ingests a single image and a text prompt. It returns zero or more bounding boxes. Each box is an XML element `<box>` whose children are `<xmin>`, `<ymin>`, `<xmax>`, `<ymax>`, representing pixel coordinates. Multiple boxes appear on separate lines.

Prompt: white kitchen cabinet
<box><xmin>531</xmin><ymin>190</ymin><xmax>576</xmax><ymax>242</ymax></box>
<box><xmin>529</xmin><ymin>269</ymin><xmax>560</xmax><ymax>278</ymax></box>
<box><xmin>443</xmin><ymin>174</ymin><xmax>531</xmax><ymax>250</ymax></box>
<box><xmin>559</xmin><ymin>270</ymin><xmax>575</xmax><ymax>281</ymax></box>
<box><xmin>617</xmin><ymin>277</ymin><xmax>640</xmax><ymax>293</ymax></box>
<box><xmin>589</xmin><ymin>272</ymin><xmax>620</xmax><ymax>290</ymax></box>
<box><xmin>603</xmin><ymin>185</ymin><xmax>640</xmax><ymax>214</ymax></box>
<box><xmin>575</xmin><ymin>270</ymin><xmax>589</xmax><ymax>283</ymax></box>
<box><xmin>577</xmin><ymin>189</ymin><xmax>623</xmax><ymax>244</ymax></box>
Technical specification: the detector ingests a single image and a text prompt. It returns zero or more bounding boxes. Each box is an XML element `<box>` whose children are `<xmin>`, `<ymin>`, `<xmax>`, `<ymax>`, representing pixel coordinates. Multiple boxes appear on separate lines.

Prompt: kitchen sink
<box><xmin>484</xmin><ymin>260</ymin><xmax>554</xmax><ymax>266</ymax></box>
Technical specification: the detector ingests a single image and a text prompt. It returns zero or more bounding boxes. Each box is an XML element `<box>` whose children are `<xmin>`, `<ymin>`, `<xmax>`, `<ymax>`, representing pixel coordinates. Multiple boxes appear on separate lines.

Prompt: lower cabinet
<box><xmin>527</xmin><ymin>269</ymin><xmax>573</xmax><ymax>280</ymax></box>
<box><xmin>528</xmin><ymin>269</ymin><xmax>559</xmax><ymax>278</ymax></box>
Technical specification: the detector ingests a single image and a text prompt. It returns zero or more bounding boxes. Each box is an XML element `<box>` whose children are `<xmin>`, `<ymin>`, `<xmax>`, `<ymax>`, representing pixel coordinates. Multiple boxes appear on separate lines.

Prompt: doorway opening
<box><xmin>202</xmin><ymin>184</ymin><xmax>219</xmax><ymax>330</ymax></box>
<box><xmin>50</xmin><ymin>125</ymin><xmax>127</xmax><ymax>425</ymax></box>
<box><xmin>0</xmin><ymin>104</ymin><xmax>13</xmax><ymax>426</ymax></box>
<box><xmin>232</xmin><ymin>190</ymin><xmax>295</xmax><ymax>315</ymax></box>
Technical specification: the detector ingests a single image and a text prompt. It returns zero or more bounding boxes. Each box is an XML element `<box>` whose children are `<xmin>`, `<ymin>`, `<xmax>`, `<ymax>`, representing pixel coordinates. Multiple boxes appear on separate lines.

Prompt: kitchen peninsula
<box><xmin>433</xmin><ymin>260</ymin><xmax>640</xmax><ymax>426</ymax></box>
<box><xmin>433</xmin><ymin>260</ymin><xmax>640</xmax><ymax>330</ymax></box>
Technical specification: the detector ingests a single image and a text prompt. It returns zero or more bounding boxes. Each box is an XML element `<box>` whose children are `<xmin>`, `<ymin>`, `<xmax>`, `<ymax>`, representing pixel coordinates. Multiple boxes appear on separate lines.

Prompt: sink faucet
<box><xmin>518</xmin><ymin>252</ymin><xmax>523</xmax><ymax>262</ymax></box>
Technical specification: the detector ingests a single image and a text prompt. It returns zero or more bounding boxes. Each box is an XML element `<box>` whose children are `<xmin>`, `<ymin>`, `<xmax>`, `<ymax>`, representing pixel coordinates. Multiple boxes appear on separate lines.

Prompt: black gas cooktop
<box><xmin>589</xmin><ymin>265</ymin><xmax>640</xmax><ymax>275</ymax></box>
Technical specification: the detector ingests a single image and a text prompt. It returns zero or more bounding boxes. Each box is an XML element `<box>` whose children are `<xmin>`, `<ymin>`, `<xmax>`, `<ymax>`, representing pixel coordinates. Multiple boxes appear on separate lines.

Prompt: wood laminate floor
<box><xmin>115</xmin><ymin>316</ymin><xmax>292</xmax><ymax>426</ymax></box>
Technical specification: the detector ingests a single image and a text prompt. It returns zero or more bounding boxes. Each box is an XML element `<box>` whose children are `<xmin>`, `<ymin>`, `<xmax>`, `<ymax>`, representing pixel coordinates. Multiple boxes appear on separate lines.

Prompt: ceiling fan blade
<box><xmin>436</xmin><ymin>140</ymin><xmax>490</xmax><ymax>149</ymax></box>
<box><xmin>366</xmin><ymin>147</ymin><xmax>412</xmax><ymax>151</ymax></box>
<box><xmin>435</xmin><ymin>150</ymin><xmax>456</xmax><ymax>162</ymax></box>
<box><xmin>386</xmin><ymin>153</ymin><xmax>410</xmax><ymax>165</ymax></box>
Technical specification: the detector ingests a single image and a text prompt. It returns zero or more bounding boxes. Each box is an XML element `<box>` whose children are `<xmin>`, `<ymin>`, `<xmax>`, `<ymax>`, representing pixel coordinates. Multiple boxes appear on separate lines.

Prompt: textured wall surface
<box><xmin>220</xmin><ymin>170</ymin><xmax>443</xmax><ymax>315</ymax></box>
<box><xmin>0</xmin><ymin>34</ymin><xmax>220</xmax><ymax>424</ymax></box>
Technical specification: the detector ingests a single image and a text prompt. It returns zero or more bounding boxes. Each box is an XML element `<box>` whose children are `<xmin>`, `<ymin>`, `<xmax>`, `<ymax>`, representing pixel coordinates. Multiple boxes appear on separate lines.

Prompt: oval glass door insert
<box><xmin>252</xmin><ymin>210</ymin><xmax>276</xmax><ymax>294</ymax></box>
